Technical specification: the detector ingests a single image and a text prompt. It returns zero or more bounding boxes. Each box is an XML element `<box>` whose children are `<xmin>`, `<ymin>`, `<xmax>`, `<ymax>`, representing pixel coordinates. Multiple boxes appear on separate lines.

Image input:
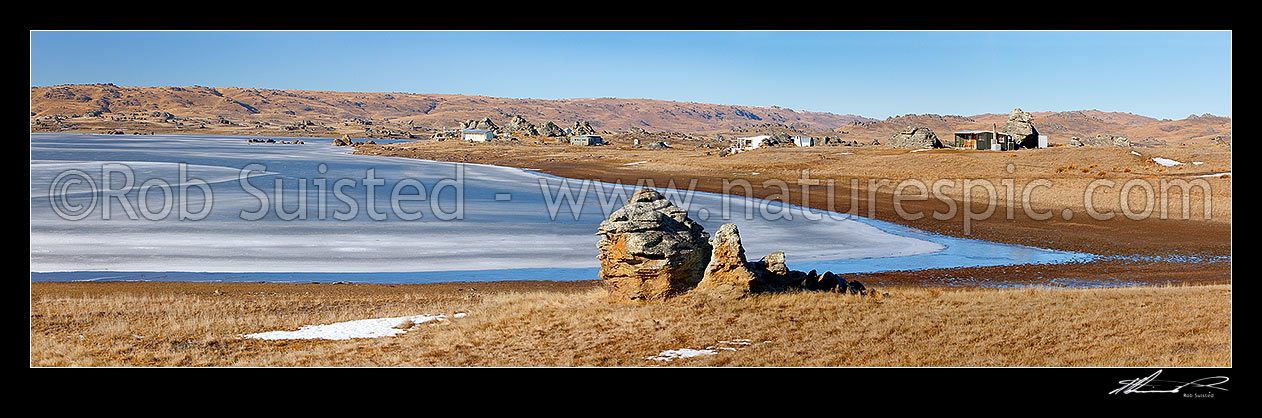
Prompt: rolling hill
<box><xmin>29</xmin><ymin>84</ymin><xmax>874</xmax><ymax>134</ymax></box>
<box><xmin>30</xmin><ymin>84</ymin><xmax>1231</xmax><ymax>146</ymax></box>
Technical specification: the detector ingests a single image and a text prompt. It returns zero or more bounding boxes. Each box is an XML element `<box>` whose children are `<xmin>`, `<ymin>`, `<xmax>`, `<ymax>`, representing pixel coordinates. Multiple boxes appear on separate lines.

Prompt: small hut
<box><xmin>953</xmin><ymin>130</ymin><xmax>1016</xmax><ymax>150</ymax></box>
<box><xmin>569</xmin><ymin>134</ymin><xmax>605</xmax><ymax>146</ymax></box>
<box><xmin>460</xmin><ymin>129</ymin><xmax>494</xmax><ymax>142</ymax></box>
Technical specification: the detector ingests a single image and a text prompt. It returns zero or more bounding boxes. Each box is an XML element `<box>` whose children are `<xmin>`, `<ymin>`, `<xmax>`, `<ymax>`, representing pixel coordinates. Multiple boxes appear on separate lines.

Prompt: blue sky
<box><xmin>29</xmin><ymin>30</ymin><xmax>1231</xmax><ymax>120</ymax></box>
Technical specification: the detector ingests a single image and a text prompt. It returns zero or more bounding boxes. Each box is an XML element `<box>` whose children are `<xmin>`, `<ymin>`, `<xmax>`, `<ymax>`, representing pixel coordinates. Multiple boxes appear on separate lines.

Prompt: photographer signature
<box><xmin>1110</xmin><ymin>370</ymin><xmax>1229</xmax><ymax>395</ymax></box>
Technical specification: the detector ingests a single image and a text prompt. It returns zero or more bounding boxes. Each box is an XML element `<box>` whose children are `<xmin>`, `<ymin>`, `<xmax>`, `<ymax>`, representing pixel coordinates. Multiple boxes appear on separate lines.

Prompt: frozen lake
<box><xmin>30</xmin><ymin>133</ymin><xmax>1092</xmax><ymax>283</ymax></box>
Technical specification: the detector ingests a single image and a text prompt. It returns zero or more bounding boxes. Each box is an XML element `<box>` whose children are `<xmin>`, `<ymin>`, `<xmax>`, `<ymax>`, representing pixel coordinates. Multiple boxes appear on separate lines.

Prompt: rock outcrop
<box><xmin>752</xmin><ymin>250</ymin><xmax>789</xmax><ymax>277</ymax></box>
<box><xmin>460</xmin><ymin>117</ymin><xmax>499</xmax><ymax>132</ymax></box>
<box><xmin>1085</xmin><ymin>133</ymin><xmax>1131</xmax><ymax>147</ymax></box>
<box><xmin>695</xmin><ymin>224</ymin><xmax>761</xmax><ymax>298</ymax></box>
<box><xmin>1069</xmin><ymin>134</ymin><xmax>1129</xmax><ymax>147</ymax></box>
<box><xmin>747</xmin><ymin>250</ymin><xmax>865</xmax><ymax>294</ymax></box>
<box><xmin>505</xmin><ymin>115</ymin><xmax>537</xmax><ymax>136</ymax></box>
<box><xmin>694</xmin><ymin>225</ymin><xmax>867</xmax><ymax>297</ymax></box>
<box><xmin>332</xmin><ymin>135</ymin><xmax>374</xmax><ymax>147</ymax></box>
<box><xmin>572</xmin><ymin>121</ymin><xmax>597</xmax><ymax>135</ymax></box>
<box><xmin>596</xmin><ymin>190</ymin><xmax>869</xmax><ymax>301</ymax></box>
<box><xmin>886</xmin><ymin>126</ymin><xmax>946</xmax><ymax>148</ymax></box>
<box><xmin>999</xmin><ymin>108</ymin><xmax>1040</xmax><ymax>149</ymax></box>
<box><xmin>538</xmin><ymin>121</ymin><xmax>565</xmax><ymax>137</ymax></box>
<box><xmin>596</xmin><ymin>189</ymin><xmax>712</xmax><ymax>301</ymax></box>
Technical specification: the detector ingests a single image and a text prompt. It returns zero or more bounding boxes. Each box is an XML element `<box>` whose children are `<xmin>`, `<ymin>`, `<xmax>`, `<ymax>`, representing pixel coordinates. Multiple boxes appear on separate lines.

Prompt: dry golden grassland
<box><xmin>30</xmin><ymin>282</ymin><xmax>1230</xmax><ymax>367</ymax></box>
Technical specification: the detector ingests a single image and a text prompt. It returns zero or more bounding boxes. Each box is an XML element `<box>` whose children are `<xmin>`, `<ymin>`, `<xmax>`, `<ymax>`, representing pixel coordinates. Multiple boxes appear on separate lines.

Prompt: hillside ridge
<box><xmin>30</xmin><ymin>84</ymin><xmax>1231</xmax><ymax>146</ymax></box>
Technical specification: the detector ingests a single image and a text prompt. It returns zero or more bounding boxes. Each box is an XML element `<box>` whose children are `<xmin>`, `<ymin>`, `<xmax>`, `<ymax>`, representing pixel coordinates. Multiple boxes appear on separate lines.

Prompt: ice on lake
<box><xmin>30</xmin><ymin>133</ymin><xmax>1091</xmax><ymax>283</ymax></box>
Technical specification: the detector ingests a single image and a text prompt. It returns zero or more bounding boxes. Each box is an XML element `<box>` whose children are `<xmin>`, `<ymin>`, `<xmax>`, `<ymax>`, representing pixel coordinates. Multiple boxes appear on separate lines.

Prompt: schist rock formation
<box><xmin>596</xmin><ymin>188</ymin><xmax>866</xmax><ymax>302</ymax></box>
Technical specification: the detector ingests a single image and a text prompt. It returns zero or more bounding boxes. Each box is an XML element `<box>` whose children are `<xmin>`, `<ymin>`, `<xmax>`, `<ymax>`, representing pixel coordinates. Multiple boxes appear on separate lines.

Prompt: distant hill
<box><xmin>30</xmin><ymin>84</ymin><xmax>1231</xmax><ymax>146</ymax></box>
<box><xmin>29</xmin><ymin>84</ymin><xmax>875</xmax><ymax>134</ymax></box>
<box><xmin>835</xmin><ymin>110</ymin><xmax>1231</xmax><ymax>147</ymax></box>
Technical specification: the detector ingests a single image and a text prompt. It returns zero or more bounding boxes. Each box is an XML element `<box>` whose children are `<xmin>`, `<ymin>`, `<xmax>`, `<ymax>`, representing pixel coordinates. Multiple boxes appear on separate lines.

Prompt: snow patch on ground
<box><xmin>646</xmin><ymin>339</ymin><xmax>764</xmax><ymax>362</ymax></box>
<box><xmin>909</xmin><ymin>148</ymin><xmax>932</xmax><ymax>153</ymax></box>
<box><xmin>1132</xmin><ymin>151</ymin><xmax>1142</xmax><ymax>156</ymax></box>
<box><xmin>243</xmin><ymin>313</ymin><xmax>463</xmax><ymax>340</ymax></box>
<box><xmin>624</xmin><ymin>161</ymin><xmax>649</xmax><ymax>166</ymax></box>
<box><xmin>1192</xmin><ymin>161</ymin><xmax>1204</xmax><ymax>165</ymax></box>
<box><xmin>1193</xmin><ymin>172</ymin><xmax>1231</xmax><ymax>178</ymax></box>
<box><xmin>1152</xmin><ymin>157</ymin><xmax>1182</xmax><ymax>167</ymax></box>
<box><xmin>646</xmin><ymin>348</ymin><xmax>718</xmax><ymax>361</ymax></box>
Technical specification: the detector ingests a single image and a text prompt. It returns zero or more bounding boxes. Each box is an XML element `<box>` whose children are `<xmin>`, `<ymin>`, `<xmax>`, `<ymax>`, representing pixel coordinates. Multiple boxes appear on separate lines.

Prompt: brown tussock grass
<box><xmin>31</xmin><ymin>282</ymin><xmax>1230</xmax><ymax>367</ymax></box>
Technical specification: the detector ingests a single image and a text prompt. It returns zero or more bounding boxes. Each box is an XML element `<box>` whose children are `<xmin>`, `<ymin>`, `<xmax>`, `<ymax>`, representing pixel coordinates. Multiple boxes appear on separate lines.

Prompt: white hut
<box><xmin>569</xmin><ymin>134</ymin><xmax>604</xmax><ymax>146</ymax></box>
<box><xmin>739</xmin><ymin>134</ymin><xmax>770</xmax><ymax>151</ymax></box>
<box><xmin>461</xmin><ymin>129</ymin><xmax>494</xmax><ymax>142</ymax></box>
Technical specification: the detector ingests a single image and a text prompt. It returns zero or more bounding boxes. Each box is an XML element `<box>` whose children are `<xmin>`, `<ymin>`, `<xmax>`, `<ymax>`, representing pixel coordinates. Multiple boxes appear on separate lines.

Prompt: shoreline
<box><xmin>348</xmin><ymin>137</ymin><xmax>1231</xmax><ymax>288</ymax></box>
<box><xmin>350</xmin><ymin>140</ymin><xmax>1231</xmax><ymax>257</ymax></box>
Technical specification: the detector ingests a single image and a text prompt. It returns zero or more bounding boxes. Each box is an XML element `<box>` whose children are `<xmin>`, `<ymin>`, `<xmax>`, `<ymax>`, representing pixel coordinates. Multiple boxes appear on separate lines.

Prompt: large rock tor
<box><xmin>887</xmin><ymin>126</ymin><xmax>946</xmax><ymax>148</ymax></box>
<box><xmin>538</xmin><ymin>121</ymin><xmax>565</xmax><ymax>137</ymax></box>
<box><xmin>999</xmin><ymin>108</ymin><xmax>1040</xmax><ymax>148</ymax></box>
<box><xmin>695</xmin><ymin>224</ymin><xmax>761</xmax><ymax>298</ymax></box>
<box><xmin>596</xmin><ymin>189</ymin><xmax>711</xmax><ymax>301</ymax></box>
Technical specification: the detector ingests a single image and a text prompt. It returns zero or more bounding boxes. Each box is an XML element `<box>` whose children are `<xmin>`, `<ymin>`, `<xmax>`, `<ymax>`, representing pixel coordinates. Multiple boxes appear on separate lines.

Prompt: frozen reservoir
<box><xmin>30</xmin><ymin>133</ymin><xmax>1090</xmax><ymax>283</ymax></box>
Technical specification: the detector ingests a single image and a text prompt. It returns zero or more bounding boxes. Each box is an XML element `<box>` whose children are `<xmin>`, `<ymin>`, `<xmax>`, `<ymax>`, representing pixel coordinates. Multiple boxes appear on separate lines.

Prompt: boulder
<box><xmin>801</xmin><ymin>270</ymin><xmax>819</xmax><ymax>290</ymax></box>
<box><xmin>695</xmin><ymin>224</ymin><xmax>761</xmax><ymax>298</ymax></box>
<box><xmin>1081</xmin><ymin>134</ymin><xmax>1131</xmax><ymax>148</ymax></box>
<box><xmin>766</xmin><ymin>132</ymin><xmax>793</xmax><ymax>147</ymax></box>
<box><xmin>816</xmin><ymin>271</ymin><xmax>845</xmax><ymax>292</ymax></box>
<box><xmin>596</xmin><ymin>189</ymin><xmax>712</xmax><ymax>301</ymax></box>
<box><xmin>748</xmin><ymin>250</ymin><xmax>801</xmax><ymax>291</ymax></box>
<box><xmin>505</xmin><ymin>115</ymin><xmax>538</xmax><ymax>136</ymax></box>
<box><xmin>999</xmin><ymin>108</ymin><xmax>1040</xmax><ymax>148</ymax></box>
<box><xmin>332</xmin><ymin>134</ymin><xmax>352</xmax><ymax>146</ymax></box>
<box><xmin>460</xmin><ymin>117</ymin><xmax>499</xmax><ymax>132</ymax></box>
<box><xmin>753</xmin><ymin>251</ymin><xmax>789</xmax><ymax>276</ymax></box>
<box><xmin>886</xmin><ymin>126</ymin><xmax>946</xmax><ymax>148</ymax></box>
<box><xmin>645</xmin><ymin>141</ymin><xmax>670</xmax><ymax>150</ymax></box>
<box><xmin>538</xmin><ymin>121</ymin><xmax>565</xmax><ymax>137</ymax></box>
<box><xmin>847</xmin><ymin>279</ymin><xmax>867</xmax><ymax>295</ymax></box>
<box><xmin>572</xmin><ymin>121</ymin><xmax>597</xmax><ymax>135</ymax></box>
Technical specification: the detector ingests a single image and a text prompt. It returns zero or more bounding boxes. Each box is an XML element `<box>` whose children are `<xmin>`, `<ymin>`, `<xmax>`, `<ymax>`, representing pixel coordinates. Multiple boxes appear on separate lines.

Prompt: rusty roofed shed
<box><xmin>954</xmin><ymin>130</ymin><xmax>1015</xmax><ymax>151</ymax></box>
